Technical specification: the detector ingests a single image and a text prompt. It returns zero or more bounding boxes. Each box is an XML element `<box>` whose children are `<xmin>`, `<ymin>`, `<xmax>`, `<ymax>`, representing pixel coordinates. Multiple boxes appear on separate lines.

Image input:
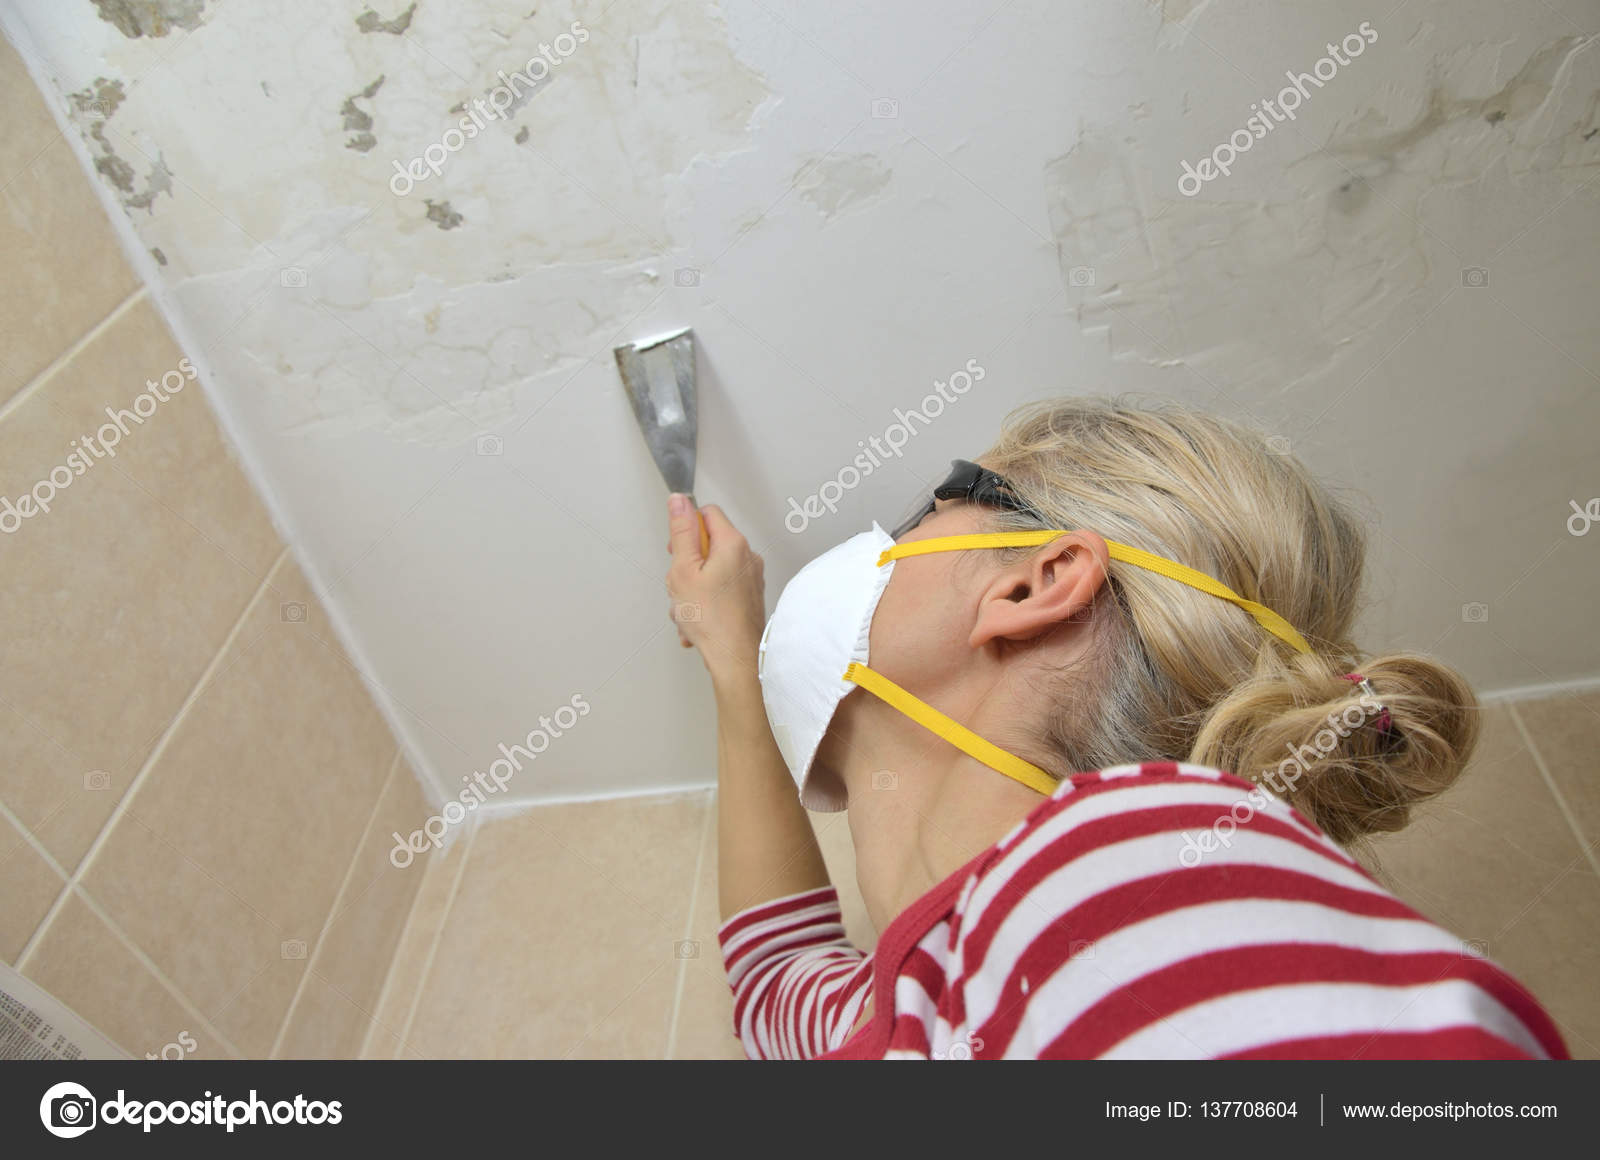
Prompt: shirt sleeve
<box><xmin>716</xmin><ymin>885</ymin><xmax>873</xmax><ymax>1060</ymax></box>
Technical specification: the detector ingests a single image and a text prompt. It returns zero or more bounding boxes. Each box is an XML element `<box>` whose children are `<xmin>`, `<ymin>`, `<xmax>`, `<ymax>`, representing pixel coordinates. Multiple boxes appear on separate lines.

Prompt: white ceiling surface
<box><xmin>7</xmin><ymin>1</ymin><xmax>1597</xmax><ymax>808</ymax></box>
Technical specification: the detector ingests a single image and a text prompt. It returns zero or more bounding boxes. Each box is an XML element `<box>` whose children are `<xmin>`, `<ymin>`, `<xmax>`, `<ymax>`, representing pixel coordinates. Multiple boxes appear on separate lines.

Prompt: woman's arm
<box><xmin>708</xmin><ymin>662</ymin><xmax>831</xmax><ymax>919</ymax></box>
<box><xmin>664</xmin><ymin>496</ymin><xmax>830</xmax><ymax>921</ymax></box>
<box><xmin>718</xmin><ymin>886</ymin><xmax>869</xmax><ymax>1058</ymax></box>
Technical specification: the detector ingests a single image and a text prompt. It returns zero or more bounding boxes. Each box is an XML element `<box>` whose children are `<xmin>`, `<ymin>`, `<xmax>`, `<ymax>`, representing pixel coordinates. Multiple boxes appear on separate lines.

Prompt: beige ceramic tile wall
<box><xmin>1369</xmin><ymin>693</ymin><xmax>1600</xmax><ymax>1059</ymax></box>
<box><xmin>0</xmin><ymin>35</ymin><xmax>424</xmax><ymax>1059</ymax></box>
<box><xmin>374</xmin><ymin>694</ymin><xmax>1599</xmax><ymax>1060</ymax></box>
<box><xmin>366</xmin><ymin>787</ymin><xmax>870</xmax><ymax>1060</ymax></box>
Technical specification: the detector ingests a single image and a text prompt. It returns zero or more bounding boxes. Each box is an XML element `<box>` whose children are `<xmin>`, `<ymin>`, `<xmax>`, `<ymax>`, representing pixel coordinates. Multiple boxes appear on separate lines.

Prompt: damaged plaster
<box><xmin>91</xmin><ymin>0</ymin><xmax>206</xmax><ymax>39</ymax></box>
<box><xmin>174</xmin><ymin>248</ymin><xmax>663</xmax><ymax>441</ymax></box>
<box><xmin>282</xmin><ymin>2</ymin><xmax>764</xmax><ymax>436</ymax></box>
<box><xmin>67</xmin><ymin>75</ymin><xmax>172</xmax><ymax>213</ymax></box>
<box><xmin>46</xmin><ymin>0</ymin><xmax>776</xmax><ymax>443</ymax></box>
<box><xmin>356</xmin><ymin>4</ymin><xmax>416</xmax><ymax>36</ymax></box>
<box><xmin>123</xmin><ymin>153</ymin><xmax>174</xmax><ymax>210</ymax></box>
<box><xmin>1046</xmin><ymin>33</ymin><xmax>1600</xmax><ymax>393</ymax></box>
<box><xmin>341</xmin><ymin>75</ymin><xmax>386</xmax><ymax>153</ymax></box>
<box><xmin>424</xmin><ymin>198</ymin><xmax>463</xmax><ymax>230</ymax></box>
<box><xmin>793</xmin><ymin>153</ymin><xmax>893</xmax><ymax>220</ymax></box>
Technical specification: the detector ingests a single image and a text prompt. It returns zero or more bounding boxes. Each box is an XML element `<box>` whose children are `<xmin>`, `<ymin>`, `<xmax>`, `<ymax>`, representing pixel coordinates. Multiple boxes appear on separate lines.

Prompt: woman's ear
<box><xmin>969</xmin><ymin>531</ymin><xmax>1110</xmax><ymax>647</ymax></box>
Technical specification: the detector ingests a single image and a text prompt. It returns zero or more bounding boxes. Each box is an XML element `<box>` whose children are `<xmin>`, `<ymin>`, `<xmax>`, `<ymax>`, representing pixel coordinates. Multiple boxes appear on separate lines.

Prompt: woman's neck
<box><xmin>848</xmin><ymin>755</ymin><xmax>1045</xmax><ymax>933</ymax></box>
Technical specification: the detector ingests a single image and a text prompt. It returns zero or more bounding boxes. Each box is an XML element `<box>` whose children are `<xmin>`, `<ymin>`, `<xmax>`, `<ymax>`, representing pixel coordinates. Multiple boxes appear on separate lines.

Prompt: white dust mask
<box><xmin>757</xmin><ymin>523</ymin><xmax>1080</xmax><ymax>811</ymax></box>
<box><xmin>757</xmin><ymin>523</ymin><xmax>896</xmax><ymax>811</ymax></box>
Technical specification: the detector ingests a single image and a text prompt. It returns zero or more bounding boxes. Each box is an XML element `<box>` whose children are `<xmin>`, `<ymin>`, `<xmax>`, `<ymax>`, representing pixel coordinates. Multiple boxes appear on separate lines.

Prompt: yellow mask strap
<box><xmin>879</xmin><ymin>531</ymin><xmax>1314</xmax><ymax>655</ymax></box>
<box><xmin>843</xmin><ymin>662</ymin><xmax>1060</xmax><ymax>797</ymax></box>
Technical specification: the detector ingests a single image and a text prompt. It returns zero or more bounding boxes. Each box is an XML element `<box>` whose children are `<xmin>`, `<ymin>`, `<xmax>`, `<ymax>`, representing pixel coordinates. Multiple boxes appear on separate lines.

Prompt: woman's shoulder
<box><xmin>943</xmin><ymin>761</ymin><xmax>1566</xmax><ymax>1058</ymax></box>
<box><xmin>975</xmin><ymin>759</ymin><xmax>1343</xmax><ymax>884</ymax></box>
<box><xmin>954</xmin><ymin>758</ymin><xmax>1386</xmax><ymax>938</ymax></box>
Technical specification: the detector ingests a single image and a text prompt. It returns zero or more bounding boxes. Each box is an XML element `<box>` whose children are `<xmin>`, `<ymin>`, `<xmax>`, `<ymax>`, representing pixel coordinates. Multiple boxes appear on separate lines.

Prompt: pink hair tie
<box><xmin>1342</xmin><ymin>672</ymin><xmax>1393</xmax><ymax>734</ymax></box>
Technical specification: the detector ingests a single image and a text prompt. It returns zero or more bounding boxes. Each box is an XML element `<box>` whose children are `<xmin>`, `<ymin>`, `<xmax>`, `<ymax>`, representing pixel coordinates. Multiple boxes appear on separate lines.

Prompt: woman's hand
<box><xmin>665</xmin><ymin>494</ymin><xmax>767</xmax><ymax>682</ymax></box>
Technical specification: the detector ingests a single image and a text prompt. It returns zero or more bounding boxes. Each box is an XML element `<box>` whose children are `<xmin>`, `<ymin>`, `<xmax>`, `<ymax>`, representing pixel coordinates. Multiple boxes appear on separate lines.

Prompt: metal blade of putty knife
<box><xmin>614</xmin><ymin>327</ymin><xmax>709</xmax><ymax>555</ymax></box>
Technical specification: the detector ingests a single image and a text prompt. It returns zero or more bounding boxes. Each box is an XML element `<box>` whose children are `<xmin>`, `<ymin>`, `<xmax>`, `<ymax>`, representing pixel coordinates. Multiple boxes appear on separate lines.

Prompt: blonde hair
<box><xmin>977</xmin><ymin>396</ymin><xmax>1478</xmax><ymax>846</ymax></box>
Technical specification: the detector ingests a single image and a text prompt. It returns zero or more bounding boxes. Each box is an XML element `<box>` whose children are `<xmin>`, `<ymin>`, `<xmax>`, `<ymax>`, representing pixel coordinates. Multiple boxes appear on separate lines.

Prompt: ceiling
<box><xmin>6</xmin><ymin>0</ymin><xmax>1598</xmax><ymax>806</ymax></box>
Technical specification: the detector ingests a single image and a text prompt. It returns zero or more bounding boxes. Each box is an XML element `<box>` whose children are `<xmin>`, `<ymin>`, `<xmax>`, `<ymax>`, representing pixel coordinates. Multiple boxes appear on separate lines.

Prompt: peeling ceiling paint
<box><xmin>356</xmin><ymin>4</ymin><xmax>417</xmax><ymax>37</ymax></box>
<box><xmin>794</xmin><ymin>153</ymin><xmax>894</xmax><ymax>220</ymax></box>
<box><xmin>44</xmin><ymin>0</ymin><xmax>777</xmax><ymax>443</ymax></box>
<box><xmin>91</xmin><ymin>0</ymin><xmax>207</xmax><ymax>40</ymax></box>
<box><xmin>1046</xmin><ymin>32</ymin><xmax>1599</xmax><ymax>394</ymax></box>
<box><xmin>340</xmin><ymin>74</ymin><xmax>386</xmax><ymax>153</ymax></box>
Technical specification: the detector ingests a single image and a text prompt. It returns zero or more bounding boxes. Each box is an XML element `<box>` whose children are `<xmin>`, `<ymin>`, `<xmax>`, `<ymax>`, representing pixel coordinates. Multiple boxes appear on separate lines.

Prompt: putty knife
<box><xmin>614</xmin><ymin>327</ymin><xmax>710</xmax><ymax>555</ymax></box>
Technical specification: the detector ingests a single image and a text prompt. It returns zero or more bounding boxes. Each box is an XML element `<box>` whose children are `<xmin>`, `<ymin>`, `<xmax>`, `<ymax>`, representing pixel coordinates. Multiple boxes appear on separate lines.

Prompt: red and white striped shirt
<box><xmin>717</xmin><ymin>762</ymin><xmax>1568</xmax><ymax>1059</ymax></box>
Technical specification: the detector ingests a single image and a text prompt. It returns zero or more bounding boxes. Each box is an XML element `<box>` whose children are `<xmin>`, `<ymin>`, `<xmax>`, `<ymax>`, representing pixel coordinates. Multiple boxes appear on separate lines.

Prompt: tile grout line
<box><xmin>1479</xmin><ymin>673</ymin><xmax>1600</xmax><ymax>705</ymax></box>
<box><xmin>473</xmin><ymin>780</ymin><xmax>718</xmax><ymax>817</ymax></box>
<box><xmin>665</xmin><ymin>787</ymin><xmax>717</xmax><ymax>1060</ymax></box>
<box><xmin>359</xmin><ymin>783</ymin><xmax>437</xmax><ymax>1060</ymax></box>
<box><xmin>69</xmin><ymin>886</ymin><xmax>247</xmax><ymax>1060</ymax></box>
<box><xmin>0</xmin><ymin>797</ymin><xmax>66</xmax><ymax>870</ymax></box>
<box><xmin>0</xmin><ymin>796</ymin><xmax>70</xmax><ymax>924</ymax></box>
<box><xmin>396</xmin><ymin>815</ymin><xmax>480</xmax><ymax>1055</ymax></box>
<box><xmin>269</xmin><ymin>747</ymin><xmax>402</xmax><ymax>1059</ymax></box>
<box><xmin>3</xmin><ymin>797</ymin><xmax>245</xmax><ymax>1059</ymax></box>
<box><xmin>1507</xmin><ymin>702</ymin><xmax>1600</xmax><ymax>879</ymax></box>
<box><xmin>0</xmin><ymin>287</ymin><xmax>148</xmax><ymax>427</ymax></box>
<box><xmin>15</xmin><ymin>546</ymin><xmax>292</xmax><ymax>972</ymax></box>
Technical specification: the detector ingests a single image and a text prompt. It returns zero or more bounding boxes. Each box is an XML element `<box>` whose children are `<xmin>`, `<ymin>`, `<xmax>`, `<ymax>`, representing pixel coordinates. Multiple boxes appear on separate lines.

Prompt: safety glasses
<box><xmin>890</xmin><ymin>459</ymin><xmax>1044</xmax><ymax>539</ymax></box>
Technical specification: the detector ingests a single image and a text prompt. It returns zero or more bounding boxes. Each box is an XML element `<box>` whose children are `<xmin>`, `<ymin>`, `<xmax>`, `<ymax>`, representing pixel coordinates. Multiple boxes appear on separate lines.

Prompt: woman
<box><xmin>664</xmin><ymin>397</ymin><xmax>1566</xmax><ymax>1060</ymax></box>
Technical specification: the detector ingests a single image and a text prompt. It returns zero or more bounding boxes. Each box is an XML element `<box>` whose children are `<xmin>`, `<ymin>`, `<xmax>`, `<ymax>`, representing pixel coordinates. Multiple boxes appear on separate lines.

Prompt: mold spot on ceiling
<box><xmin>356</xmin><ymin>4</ymin><xmax>417</xmax><ymax>36</ymax></box>
<box><xmin>67</xmin><ymin>73</ymin><xmax>127</xmax><ymax>190</ymax></box>
<box><xmin>94</xmin><ymin>150</ymin><xmax>137</xmax><ymax>193</ymax></box>
<box><xmin>124</xmin><ymin>154</ymin><xmax>174</xmax><ymax>211</ymax></box>
<box><xmin>341</xmin><ymin>74</ymin><xmax>386</xmax><ymax>153</ymax></box>
<box><xmin>67</xmin><ymin>75</ymin><xmax>171</xmax><ymax>211</ymax></box>
<box><xmin>424</xmin><ymin>199</ymin><xmax>464</xmax><ymax>230</ymax></box>
<box><xmin>91</xmin><ymin>0</ymin><xmax>207</xmax><ymax>39</ymax></box>
<box><xmin>68</xmin><ymin>74</ymin><xmax>125</xmax><ymax>120</ymax></box>
<box><xmin>1329</xmin><ymin>174</ymin><xmax>1372</xmax><ymax>217</ymax></box>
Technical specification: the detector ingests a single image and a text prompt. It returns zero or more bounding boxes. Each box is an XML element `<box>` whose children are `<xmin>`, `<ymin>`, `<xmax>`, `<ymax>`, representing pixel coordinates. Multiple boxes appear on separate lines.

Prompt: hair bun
<box><xmin>1204</xmin><ymin>654</ymin><xmax>1479</xmax><ymax>845</ymax></box>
